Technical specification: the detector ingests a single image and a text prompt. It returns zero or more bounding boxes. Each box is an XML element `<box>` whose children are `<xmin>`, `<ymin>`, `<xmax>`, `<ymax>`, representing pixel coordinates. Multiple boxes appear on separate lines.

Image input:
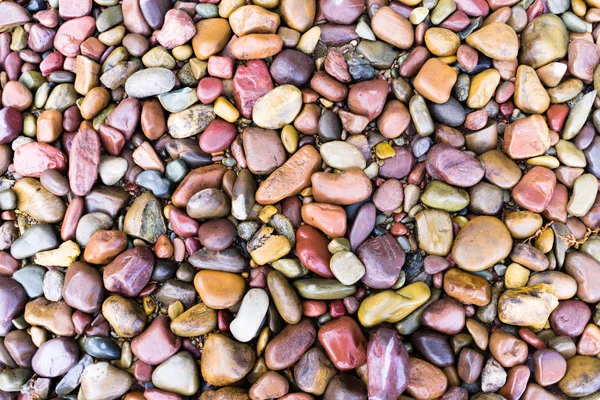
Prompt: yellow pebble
<box><xmin>535</xmin><ymin>228</ymin><xmax>554</xmax><ymax>253</ymax></box>
<box><xmin>300</xmin><ymin>187</ymin><xmax>313</xmax><ymax>197</ymax></box>
<box><xmin>281</xmin><ymin>124</ymin><xmax>299</xmax><ymax>154</ymax></box>
<box><xmin>172</xmin><ymin>44</ymin><xmax>193</xmax><ymax>61</ymax></box>
<box><xmin>256</xmin><ymin>326</ymin><xmax>270</xmax><ymax>356</ymax></box>
<box><xmin>258</xmin><ymin>205</ymin><xmax>278</xmax><ymax>224</ymax></box>
<box><xmin>453</xmin><ymin>216</ymin><xmax>469</xmax><ymax>228</ymax></box>
<box><xmin>527</xmin><ymin>155</ymin><xmax>560</xmax><ymax>169</ymax></box>
<box><xmin>296</xmin><ymin>26</ymin><xmax>321</xmax><ymax>54</ymax></box>
<box><xmin>410</xmin><ymin>7</ymin><xmax>429</xmax><ymax>24</ymax></box>
<box><xmin>439</xmin><ymin>55</ymin><xmax>457</xmax><ymax>64</ymax></box>
<box><xmin>143</xmin><ymin>296</ymin><xmax>155</xmax><ymax>315</ymax></box>
<box><xmin>375</xmin><ymin>142</ymin><xmax>396</xmax><ymax>159</ymax></box>
<box><xmin>572</xmin><ymin>0</ymin><xmax>587</xmax><ymax>17</ymax></box>
<box><xmin>319</xmin><ymin>98</ymin><xmax>334</xmax><ymax>108</ymax></box>
<box><xmin>505</xmin><ymin>263</ymin><xmax>530</xmax><ymax>289</ymax></box>
<box><xmin>214</xmin><ymin>96</ymin><xmax>239</xmax><ymax>123</ymax></box>
<box><xmin>168</xmin><ymin>301</ymin><xmax>185</xmax><ymax>320</ymax></box>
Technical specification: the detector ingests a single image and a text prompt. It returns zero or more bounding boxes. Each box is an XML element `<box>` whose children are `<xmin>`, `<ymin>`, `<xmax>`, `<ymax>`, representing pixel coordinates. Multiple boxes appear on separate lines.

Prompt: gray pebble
<box><xmin>12</xmin><ymin>265</ymin><xmax>46</xmax><ymax>298</ymax></box>
<box><xmin>11</xmin><ymin>224</ymin><xmax>58</xmax><ymax>260</ymax></box>
<box><xmin>42</xmin><ymin>269</ymin><xmax>64</xmax><ymax>302</ymax></box>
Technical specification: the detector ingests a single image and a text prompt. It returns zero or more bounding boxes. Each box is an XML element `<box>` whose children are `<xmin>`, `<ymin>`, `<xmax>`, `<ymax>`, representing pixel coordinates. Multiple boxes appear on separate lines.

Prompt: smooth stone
<box><xmin>252</xmin><ymin>85</ymin><xmax>303</xmax><ymax>130</ymax></box>
<box><xmin>426</xmin><ymin>144</ymin><xmax>484</xmax><ymax>187</ymax></box>
<box><xmin>320</xmin><ymin>141</ymin><xmax>366</xmax><ymax>170</ymax></box>
<box><xmin>558</xmin><ymin>356</ymin><xmax>600</xmax><ymax>397</ymax></box>
<box><xmin>102</xmin><ymin>295</ymin><xmax>147</xmax><ymax>338</ymax></box>
<box><xmin>415</xmin><ymin>209</ymin><xmax>453</xmax><ymax>257</ymax></box>
<box><xmin>83</xmin><ymin>336</ymin><xmax>121</xmax><ymax>360</ymax></box>
<box><xmin>75</xmin><ymin>212</ymin><xmax>113</xmax><ymax>247</ymax></box>
<box><xmin>357</xmin><ymin>282</ymin><xmax>431</xmax><ymax>328</ymax></box>
<box><xmin>265</xmin><ymin>319</ymin><xmax>316</xmax><ymax>370</ymax></box>
<box><xmin>171</xmin><ymin>303</ymin><xmax>217</xmax><ymax>337</ymax></box>
<box><xmin>167</xmin><ymin>103</ymin><xmax>215</xmax><ymax>139</ymax></box>
<box><xmin>503</xmin><ymin>115</ymin><xmax>551</xmax><ymax>160</ymax></box>
<box><xmin>31</xmin><ymin>337</ymin><xmax>79</xmax><ymax>378</ymax></box>
<box><xmin>368</xmin><ymin>328</ymin><xmax>410</xmax><ymax>399</ymax></box>
<box><xmin>358</xmin><ymin>234</ymin><xmax>405</xmax><ymax>289</ymax></box>
<box><xmin>293</xmin><ymin>279</ymin><xmax>356</xmax><ymax>300</ymax></box>
<box><xmin>567</xmin><ymin>174</ymin><xmax>598</xmax><ymax>217</ymax></box>
<box><xmin>152</xmin><ymin>352</ymin><xmax>199</xmax><ymax>396</ymax></box>
<box><xmin>406</xmin><ymin>358</ymin><xmax>448</xmax><ymax>399</ymax></box>
<box><xmin>10</xmin><ymin>224</ymin><xmax>58</xmax><ymax>260</ymax></box>
<box><xmin>421</xmin><ymin>181</ymin><xmax>469</xmax><ymax>212</ymax></box>
<box><xmin>201</xmin><ymin>333</ymin><xmax>255</xmax><ymax>386</ymax></box>
<box><xmin>13</xmin><ymin>178</ymin><xmax>66</xmax><ymax>223</ymax></box>
<box><xmin>230</xmin><ymin>288</ymin><xmax>269</xmax><ymax>343</ymax></box>
<box><xmin>99</xmin><ymin>156</ymin><xmax>127</xmax><ymax>186</ymax></box>
<box><xmin>123</xmin><ymin>192</ymin><xmax>166</xmax><ymax>243</ymax></box>
<box><xmin>125</xmin><ymin>68</ymin><xmax>176</xmax><ymax>98</ymax></box>
<box><xmin>131</xmin><ymin>314</ymin><xmax>181</xmax><ymax>366</ymax></box>
<box><xmin>255</xmin><ymin>145</ymin><xmax>321</xmax><ymax>205</ymax></box>
<box><xmin>564</xmin><ymin>251</ymin><xmax>600</xmax><ymax>303</ymax></box>
<box><xmin>12</xmin><ymin>266</ymin><xmax>45</xmax><ymax>298</ymax></box>
<box><xmin>80</xmin><ymin>362</ymin><xmax>133</xmax><ymax>400</ymax></box>
<box><xmin>451</xmin><ymin>216</ymin><xmax>512</xmax><ymax>272</ymax></box>
<box><xmin>520</xmin><ymin>14</ymin><xmax>568</xmax><ymax>69</ymax></box>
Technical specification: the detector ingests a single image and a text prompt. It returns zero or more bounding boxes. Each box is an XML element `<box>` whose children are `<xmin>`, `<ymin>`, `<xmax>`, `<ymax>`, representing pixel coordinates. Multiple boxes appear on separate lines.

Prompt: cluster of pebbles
<box><xmin>1</xmin><ymin>0</ymin><xmax>600</xmax><ymax>399</ymax></box>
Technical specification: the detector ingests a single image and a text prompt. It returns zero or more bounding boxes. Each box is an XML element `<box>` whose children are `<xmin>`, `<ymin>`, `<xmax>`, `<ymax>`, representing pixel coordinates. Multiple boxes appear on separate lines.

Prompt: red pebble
<box><xmin>197</xmin><ymin>77</ymin><xmax>223</xmax><ymax>105</ymax></box>
<box><xmin>518</xmin><ymin>328</ymin><xmax>546</xmax><ymax>349</ymax></box>
<box><xmin>546</xmin><ymin>104</ymin><xmax>570</xmax><ymax>132</ymax></box>
<box><xmin>302</xmin><ymin>300</ymin><xmax>328</xmax><ymax>317</ymax></box>
<box><xmin>133</xmin><ymin>361</ymin><xmax>153</xmax><ymax>383</ymax></box>
<box><xmin>218</xmin><ymin>309</ymin><xmax>233</xmax><ymax>332</ymax></box>
<box><xmin>208</xmin><ymin>56</ymin><xmax>235</xmax><ymax>79</ymax></box>
<box><xmin>329</xmin><ymin>300</ymin><xmax>346</xmax><ymax>318</ymax></box>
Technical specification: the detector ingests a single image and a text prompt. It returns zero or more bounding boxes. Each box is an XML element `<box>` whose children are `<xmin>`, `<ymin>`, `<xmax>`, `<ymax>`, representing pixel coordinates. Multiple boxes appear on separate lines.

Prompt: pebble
<box><xmin>201</xmin><ymin>333</ymin><xmax>255</xmax><ymax>386</ymax></box>
<box><xmin>81</xmin><ymin>362</ymin><xmax>133</xmax><ymax>400</ymax></box>
<box><xmin>152</xmin><ymin>352</ymin><xmax>199</xmax><ymax>396</ymax></box>
<box><xmin>230</xmin><ymin>288</ymin><xmax>269</xmax><ymax>342</ymax></box>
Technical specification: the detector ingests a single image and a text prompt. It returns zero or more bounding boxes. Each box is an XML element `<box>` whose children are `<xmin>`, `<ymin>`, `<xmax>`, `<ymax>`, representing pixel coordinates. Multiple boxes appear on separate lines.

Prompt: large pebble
<box><xmin>125</xmin><ymin>68</ymin><xmax>176</xmax><ymax>98</ymax></box>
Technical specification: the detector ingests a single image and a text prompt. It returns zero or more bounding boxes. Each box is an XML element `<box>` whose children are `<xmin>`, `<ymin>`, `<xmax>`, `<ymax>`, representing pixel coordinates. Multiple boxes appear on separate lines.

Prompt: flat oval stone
<box><xmin>255</xmin><ymin>145</ymin><xmax>321</xmax><ymax>205</ymax></box>
<box><xmin>406</xmin><ymin>357</ymin><xmax>448</xmax><ymax>399</ymax></box>
<box><xmin>125</xmin><ymin>68</ymin><xmax>176</xmax><ymax>98</ymax></box>
<box><xmin>32</xmin><ymin>337</ymin><xmax>79</xmax><ymax>378</ymax></box>
<box><xmin>265</xmin><ymin>319</ymin><xmax>316</xmax><ymax>370</ymax></box>
<box><xmin>368</xmin><ymin>328</ymin><xmax>410</xmax><ymax>398</ymax></box>
<box><xmin>69</xmin><ymin>128</ymin><xmax>100</xmax><ymax>196</ymax></box>
<box><xmin>81</xmin><ymin>362</ymin><xmax>133</xmax><ymax>400</ymax></box>
<box><xmin>358</xmin><ymin>234</ymin><xmax>405</xmax><ymax>289</ymax></box>
<box><xmin>0</xmin><ymin>277</ymin><xmax>26</xmax><ymax>336</ymax></box>
<box><xmin>102</xmin><ymin>295</ymin><xmax>147</xmax><ymax>338</ymax></box>
<box><xmin>564</xmin><ymin>252</ymin><xmax>600</xmax><ymax>303</ymax></box>
<box><xmin>194</xmin><ymin>270</ymin><xmax>245</xmax><ymax>309</ymax></box>
<box><xmin>13</xmin><ymin>142</ymin><xmax>67</xmax><ymax>178</ymax></box>
<box><xmin>295</xmin><ymin>224</ymin><xmax>334</xmax><ymax>278</ymax></box>
<box><xmin>252</xmin><ymin>85</ymin><xmax>303</xmax><ymax>129</ymax></box>
<box><xmin>512</xmin><ymin>166</ymin><xmax>556</xmax><ymax>212</ymax></box>
<box><xmin>62</xmin><ymin>261</ymin><xmax>104</xmax><ymax>313</ymax></box>
<box><xmin>426</xmin><ymin>143</ymin><xmax>484</xmax><ymax>187</ymax></box>
<box><xmin>171</xmin><ymin>303</ymin><xmax>217</xmax><ymax>337</ymax></box>
<box><xmin>201</xmin><ymin>333</ymin><xmax>255</xmax><ymax>386</ymax></box>
<box><xmin>452</xmin><ymin>216</ymin><xmax>512</xmax><ymax>272</ymax></box>
<box><xmin>411</xmin><ymin>331</ymin><xmax>454</xmax><ymax>368</ymax></box>
<box><xmin>230</xmin><ymin>288</ymin><xmax>269</xmax><ymax>342</ymax></box>
<box><xmin>558</xmin><ymin>356</ymin><xmax>600</xmax><ymax>397</ymax></box>
<box><xmin>83</xmin><ymin>336</ymin><xmax>121</xmax><ymax>360</ymax></box>
<box><xmin>270</xmin><ymin>49</ymin><xmax>314</xmax><ymax>86</ymax></box>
